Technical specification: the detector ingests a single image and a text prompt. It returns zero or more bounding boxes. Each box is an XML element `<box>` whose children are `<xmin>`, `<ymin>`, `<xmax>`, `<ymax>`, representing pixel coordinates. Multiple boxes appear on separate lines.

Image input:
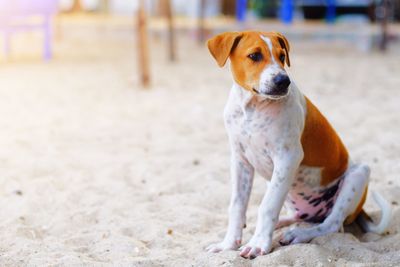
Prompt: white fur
<box><xmin>206</xmin><ymin>81</ymin><xmax>307</xmax><ymax>255</ymax></box>
<box><xmin>257</xmin><ymin>35</ymin><xmax>288</xmax><ymax>97</ymax></box>
<box><xmin>357</xmin><ymin>190</ymin><xmax>392</xmax><ymax>234</ymax></box>
<box><xmin>261</xmin><ymin>36</ymin><xmax>276</xmax><ymax>64</ymax></box>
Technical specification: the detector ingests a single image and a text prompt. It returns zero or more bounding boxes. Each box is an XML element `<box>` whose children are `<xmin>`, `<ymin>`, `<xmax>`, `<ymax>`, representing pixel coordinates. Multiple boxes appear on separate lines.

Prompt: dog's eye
<box><xmin>248</xmin><ymin>52</ymin><xmax>263</xmax><ymax>62</ymax></box>
<box><xmin>279</xmin><ymin>54</ymin><xmax>286</xmax><ymax>63</ymax></box>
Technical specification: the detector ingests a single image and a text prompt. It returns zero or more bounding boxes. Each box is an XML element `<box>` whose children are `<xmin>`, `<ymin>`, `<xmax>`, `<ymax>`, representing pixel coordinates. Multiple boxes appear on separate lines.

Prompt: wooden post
<box><xmin>165</xmin><ymin>0</ymin><xmax>176</xmax><ymax>61</ymax></box>
<box><xmin>71</xmin><ymin>0</ymin><xmax>82</xmax><ymax>12</ymax></box>
<box><xmin>198</xmin><ymin>0</ymin><xmax>206</xmax><ymax>43</ymax></box>
<box><xmin>137</xmin><ymin>0</ymin><xmax>150</xmax><ymax>87</ymax></box>
<box><xmin>100</xmin><ymin>0</ymin><xmax>110</xmax><ymax>14</ymax></box>
<box><xmin>379</xmin><ymin>0</ymin><xmax>389</xmax><ymax>51</ymax></box>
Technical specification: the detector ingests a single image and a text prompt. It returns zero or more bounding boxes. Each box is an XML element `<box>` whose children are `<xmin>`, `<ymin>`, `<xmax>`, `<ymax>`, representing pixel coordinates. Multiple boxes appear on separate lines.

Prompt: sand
<box><xmin>0</xmin><ymin>17</ymin><xmax>399</xmax><ymax>266</ymax></box>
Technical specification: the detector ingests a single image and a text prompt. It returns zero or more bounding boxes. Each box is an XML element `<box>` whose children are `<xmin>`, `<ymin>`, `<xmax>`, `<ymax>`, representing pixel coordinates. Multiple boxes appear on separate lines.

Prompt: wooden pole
<box><xmin>165</xmin><ymin>0</ymin><xmax>176</xmax><ymax>61</ymax></box>
<box><xmin>100</xmin><ymin>0</ymin><xmax>110</xmax><ymax>14</ymax></box>
<box><xmin>379</xmin><ymin>0</ymin><xmax>389</xmax><ymax>51</ymax></box>
<box><xmin>137</xmin><ymin>0</ymin><xmax>150</xmax><ymax>87</ymax></box>
<box><xmin>71</xmin><ymin>0</ymin><xmax>82</xmax><ymax>12</ymax></box>
<box><xmin>198</xmin><ymin>0</ymin><xmax>206</xmax><ymax>43</ymax></box>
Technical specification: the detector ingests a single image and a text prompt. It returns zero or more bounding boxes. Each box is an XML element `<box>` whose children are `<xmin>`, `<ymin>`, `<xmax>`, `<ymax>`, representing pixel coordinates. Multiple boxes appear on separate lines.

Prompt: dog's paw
<box><xmin>206</xmin><ymin>239</ymin><xmax>241</xmax><ymax>253</ymax></box>
<box><xmin>279</xmin><ymin>227</ymin><xmax>310</xmax><ymax>246</ymax></box>
<box><xmin>239</xmin><ymin>236</ymin><xmax>271</xmax><ymax>259</ymax></box>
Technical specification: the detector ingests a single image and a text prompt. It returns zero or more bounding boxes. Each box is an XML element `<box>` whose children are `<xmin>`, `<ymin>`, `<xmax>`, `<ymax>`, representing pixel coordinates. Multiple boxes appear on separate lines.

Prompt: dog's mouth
<box><xmin>252</xmin><ymin>87</ymin><xmax>289</xmax><ymax>100</ymax></box>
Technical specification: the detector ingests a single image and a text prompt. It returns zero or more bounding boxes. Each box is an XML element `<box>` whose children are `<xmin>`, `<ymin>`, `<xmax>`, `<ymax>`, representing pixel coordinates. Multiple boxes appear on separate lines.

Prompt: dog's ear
<box><xmin>273</xmin><ymin>32</ymin><xmax>291</xmax><ymax>67</ymax></box>
<box><xmin>207</xmin><ymin>32</ymin><xmax>243</xmax><ymax>67</ymax></box>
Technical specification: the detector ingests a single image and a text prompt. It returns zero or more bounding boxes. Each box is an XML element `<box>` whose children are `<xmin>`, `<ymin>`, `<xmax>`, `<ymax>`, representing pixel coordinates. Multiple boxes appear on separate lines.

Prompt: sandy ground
<box><xmin>0</xmin><ymin>18</ymin><xmax>400</xmax><ymax>266</ymax></box>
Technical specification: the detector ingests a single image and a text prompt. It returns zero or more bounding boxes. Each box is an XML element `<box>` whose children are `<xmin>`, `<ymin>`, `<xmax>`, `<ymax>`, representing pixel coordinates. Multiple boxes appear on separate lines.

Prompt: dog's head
<box><xmin>207</xmin><ymin>31</ymin><xmax>291</xmax><ymax>100</ymax></box>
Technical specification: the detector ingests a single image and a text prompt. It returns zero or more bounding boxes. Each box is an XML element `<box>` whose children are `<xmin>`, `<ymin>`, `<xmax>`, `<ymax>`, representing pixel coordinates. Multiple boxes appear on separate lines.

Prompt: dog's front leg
<box><xmin>206</xmin><ymin>152</ymin><xmax>255</xmax><ymax>253</ymax></box>
<box><xmin>240</xmin><ymin>149</ymin><xmax>303</xmax><ymax>258</ymax></box>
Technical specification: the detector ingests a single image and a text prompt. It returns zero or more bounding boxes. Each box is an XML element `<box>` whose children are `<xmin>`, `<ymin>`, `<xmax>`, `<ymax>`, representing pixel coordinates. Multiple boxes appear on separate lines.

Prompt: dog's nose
<box><xmin>273</xmin><ymin>74</ymin><xmax>291</xmax><ymax>91</ymax></box>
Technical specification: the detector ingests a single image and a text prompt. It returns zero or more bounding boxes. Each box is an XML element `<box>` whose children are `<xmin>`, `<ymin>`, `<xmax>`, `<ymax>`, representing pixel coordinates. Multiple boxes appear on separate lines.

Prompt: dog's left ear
<box><xmin>273</xmin><ymin>32</ymin><xmax>291</xmax><ymax>67</ymax></box>
<box><xmin>207</xmin><ymin>32</ymin><xmax>243</xmax><ymax>67</ymax></box>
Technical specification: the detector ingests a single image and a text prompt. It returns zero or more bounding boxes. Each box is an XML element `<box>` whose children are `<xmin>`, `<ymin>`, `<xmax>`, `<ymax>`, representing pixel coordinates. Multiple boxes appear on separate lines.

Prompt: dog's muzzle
<box><xmin>268</xmin><ymin>74</ymin><xmax>291</xmax><ymax>97</ymax></box>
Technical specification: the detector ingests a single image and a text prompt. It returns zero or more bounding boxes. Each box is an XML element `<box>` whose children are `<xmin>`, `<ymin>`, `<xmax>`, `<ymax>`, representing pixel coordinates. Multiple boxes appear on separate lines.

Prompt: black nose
<box><xmin>273</xmin><ymin>74</ymin><xmax>291</xmax><ymax>92</ymax></box>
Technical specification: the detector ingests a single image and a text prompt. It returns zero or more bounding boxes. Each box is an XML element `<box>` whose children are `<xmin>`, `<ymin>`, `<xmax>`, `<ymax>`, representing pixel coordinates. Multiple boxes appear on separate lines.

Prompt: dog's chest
<box><xmin>225</xmin><ymin>104</ymin><xmax>276</xmax><ymax>177</ymax></box>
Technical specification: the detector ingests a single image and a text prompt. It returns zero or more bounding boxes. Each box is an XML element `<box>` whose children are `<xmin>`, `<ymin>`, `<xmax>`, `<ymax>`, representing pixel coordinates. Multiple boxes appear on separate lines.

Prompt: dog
<box><xmin>205</xmin><ymin>31</ymin><xmax>392</xmax><ymax>259</ymax></box>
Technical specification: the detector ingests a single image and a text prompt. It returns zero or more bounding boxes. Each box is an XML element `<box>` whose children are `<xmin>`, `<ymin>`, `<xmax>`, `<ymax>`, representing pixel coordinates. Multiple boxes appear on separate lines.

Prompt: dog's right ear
<box><xmin>207</xmin><ymin>32</ymin><xmax>243</xmax><ymax>67</ymax></box>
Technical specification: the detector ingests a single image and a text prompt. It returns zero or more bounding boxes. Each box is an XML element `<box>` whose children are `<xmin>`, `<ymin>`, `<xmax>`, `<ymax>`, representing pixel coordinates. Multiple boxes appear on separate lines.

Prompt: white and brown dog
<box><xmin>205</xmin><ymin>31</ymin><xmax>391</xmax><ymax>259</ymax></box>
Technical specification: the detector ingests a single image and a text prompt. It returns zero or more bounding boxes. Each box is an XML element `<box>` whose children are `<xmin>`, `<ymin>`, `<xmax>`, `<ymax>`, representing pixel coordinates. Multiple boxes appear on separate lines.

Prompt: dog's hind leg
<box><xmin>280</xmin><ymin>164</ymin><xmax>371</xmax><ymax>245</ymax></box>
<box><xmin>276</xmin><ymin>212</ymin><xmax>301</xmax><ymax>229</ymax></box>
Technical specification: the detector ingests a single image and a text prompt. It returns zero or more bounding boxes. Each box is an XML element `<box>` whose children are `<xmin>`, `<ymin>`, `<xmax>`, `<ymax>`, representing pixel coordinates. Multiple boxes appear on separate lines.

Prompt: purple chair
<box><xmin>0</xmin><ymin>0</ymin><xmax>58</xmax><ymax>60</ymax></box>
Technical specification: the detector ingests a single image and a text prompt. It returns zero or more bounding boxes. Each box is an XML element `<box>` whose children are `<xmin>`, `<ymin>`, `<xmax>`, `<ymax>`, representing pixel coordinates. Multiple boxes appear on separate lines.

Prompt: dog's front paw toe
<box><xmin>206</xmin><ymin>239</ymin><xmax>241</xmax><ymax>253</ymax></box>
<box><xmin>239</xmin><ymin>238</ymin><xmax>270</xmax><ymax>259</ymax></box>
<box><xmin>205</xmin><ymin>243</ymin><xmax>222</xmax><ymax>253</ymax></box>
<box><xmin>239</xmin><ymin>246</ymin><xmax>267</xmax><ymax>259</ymax></box>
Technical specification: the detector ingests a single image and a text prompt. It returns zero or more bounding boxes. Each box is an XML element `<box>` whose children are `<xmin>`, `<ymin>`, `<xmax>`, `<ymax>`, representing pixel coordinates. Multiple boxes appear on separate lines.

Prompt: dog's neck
<box><xmin>232</xmin><ymin>82</ymin><xmax>290</xmax><ymax>114</ymax></box>
<box><xmin>232</xmin><ymin>82</ymin><xmax>254</xmax><ymax>108</ymax></box>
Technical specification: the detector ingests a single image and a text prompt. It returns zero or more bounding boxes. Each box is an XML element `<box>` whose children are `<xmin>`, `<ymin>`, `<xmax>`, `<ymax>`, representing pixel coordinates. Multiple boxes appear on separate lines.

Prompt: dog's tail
<box><xmin>356</xmin><ymin>191</ymin><xmax>392</xmax><ymax>234</ymax></box>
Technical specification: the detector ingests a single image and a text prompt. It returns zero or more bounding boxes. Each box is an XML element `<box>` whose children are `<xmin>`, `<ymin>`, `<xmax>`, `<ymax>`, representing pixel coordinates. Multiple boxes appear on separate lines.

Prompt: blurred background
<box><xmin>0</xmin><ymin>0</ymin><xmax>400</xmax><ymax>265</ymax></box>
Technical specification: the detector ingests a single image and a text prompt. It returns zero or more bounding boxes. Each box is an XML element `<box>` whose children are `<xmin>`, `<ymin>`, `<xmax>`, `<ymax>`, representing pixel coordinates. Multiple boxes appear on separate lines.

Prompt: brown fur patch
<box><xmin>207</xmin><ymin>32</ymin><xmax>242</xmax><ymax>67</ymax></box>
<box><xmin>301</xmin><ymin>97</ymin><xmax>349</xmax><ymax>186</ymax></box>
<box><xmin>207</xmin><ymin>31</ymin><xmax>290</xmax><ymax>93</ymax></box>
